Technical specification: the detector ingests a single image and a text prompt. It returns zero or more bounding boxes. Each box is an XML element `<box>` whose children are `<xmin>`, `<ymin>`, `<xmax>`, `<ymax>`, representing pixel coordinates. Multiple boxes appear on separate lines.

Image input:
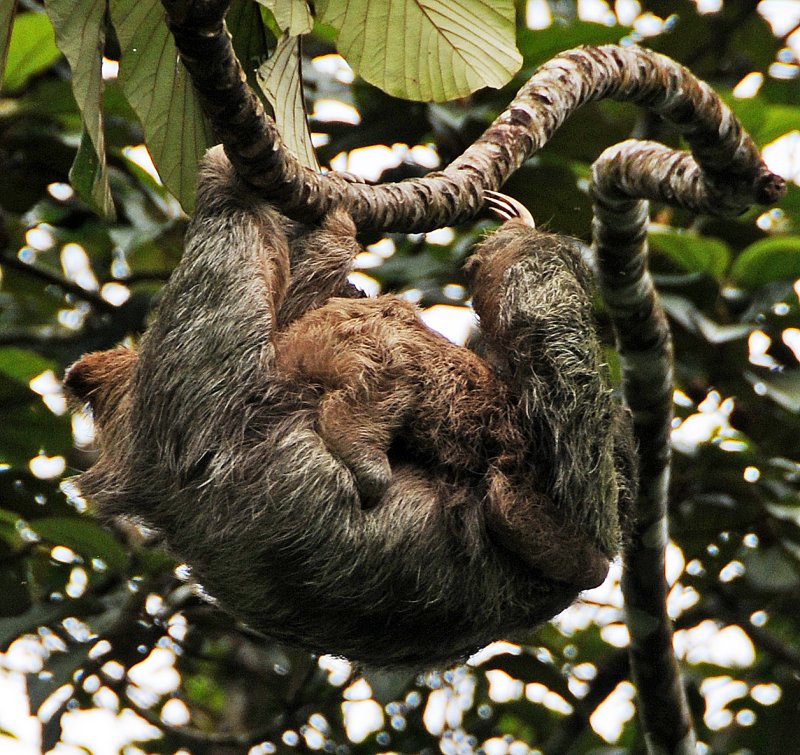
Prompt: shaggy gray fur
<box><xmin>65</xmin><ymin>148</ymin><xmax>636</xmax><ymax>667</ymax></box>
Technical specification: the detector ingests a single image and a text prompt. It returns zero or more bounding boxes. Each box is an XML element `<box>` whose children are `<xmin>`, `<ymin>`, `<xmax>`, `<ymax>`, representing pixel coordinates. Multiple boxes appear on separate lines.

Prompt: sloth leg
<box><xmin>485</xmin><ymin>470</ymin><xmax>610</xmax><ymax>589</ymax></box>
<box><xmin>317</xmin><ymin>389</ymin><xmax>399</xmax><ymax>507</ymax></box>
<box><xmin>469</xmin><ymin>192</ymin><xmax>622</xmax><ymax>581</ymax></box>
<box><xmin>278</xmin><ymin>208</ymin><xmax>364</xmax><ymax>327</ymax></box>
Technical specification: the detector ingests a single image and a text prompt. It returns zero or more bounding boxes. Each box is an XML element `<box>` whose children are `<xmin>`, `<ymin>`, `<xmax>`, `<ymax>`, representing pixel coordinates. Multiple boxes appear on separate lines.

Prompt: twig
<box><xmin>0</xmin><ymin>253</ymin><xmax>116</xmax><ymax>313</ymax></box>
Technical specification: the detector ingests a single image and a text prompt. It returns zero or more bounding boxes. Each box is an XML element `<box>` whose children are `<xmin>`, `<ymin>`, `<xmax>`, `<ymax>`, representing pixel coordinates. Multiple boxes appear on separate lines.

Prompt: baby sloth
<box><xmin>65</xmin><ymin>147</ymin><xmax>637</xmax><ymax>668</ymax></box>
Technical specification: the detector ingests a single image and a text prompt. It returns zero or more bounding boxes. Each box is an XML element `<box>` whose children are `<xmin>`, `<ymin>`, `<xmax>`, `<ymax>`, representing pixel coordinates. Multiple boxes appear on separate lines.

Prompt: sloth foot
<box><xmin>348</xmin><ymin>452</ymin><xmax>393</xmax><ymax>509</ymax></box>
<box><xmin>486</xmin><ymin>474</ymin><xmax>610</xmax><ymax>589</ymax></box>
<box><xmin>483</xmin><ymin>190</ymin><xmax>535</xmax><ymax>227</ymax></box>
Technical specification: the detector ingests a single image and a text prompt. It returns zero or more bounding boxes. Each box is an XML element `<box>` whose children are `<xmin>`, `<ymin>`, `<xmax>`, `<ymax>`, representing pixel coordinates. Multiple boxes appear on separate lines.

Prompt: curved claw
<box><xmin>483</xmin><ymin>190</ymin><xmax>535</xmax><ymax>228</ymax></box>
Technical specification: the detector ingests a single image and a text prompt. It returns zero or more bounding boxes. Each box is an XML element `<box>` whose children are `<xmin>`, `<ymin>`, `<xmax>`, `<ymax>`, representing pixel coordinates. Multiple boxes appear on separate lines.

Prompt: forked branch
<box><xmin>162</xmin><ymin>0</ymin><xmax>783</xmax><ymax>230</ymax></box>
<box><xmin>591</xmin><ymin>142</ymin><xmax>690</xmax><ymax>753</ymax></box>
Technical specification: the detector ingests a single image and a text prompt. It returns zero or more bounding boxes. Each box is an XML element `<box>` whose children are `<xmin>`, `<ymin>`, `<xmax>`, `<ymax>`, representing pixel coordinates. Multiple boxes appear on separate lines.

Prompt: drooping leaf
<box><xmin>316</xmin><ymin>0</ymin><xmax>522</xmax><ymax>102</ymax></box>
<box><xmin>71</xmin><ymin>126</ymin><xmax>115</xmax><ymax>218</ymax></box>
<box><xmin>45</xmin><ymin>0</ymin><xmax>114</xmax><ymax>218</ymax></box>
<box><xmin>29</xmin><ymin>517</ymin><xmax>128</xmax><ymax>572</ymax></box>
<box><xmin>109</xmin><ymin>0</ymin><xmax>214</xmax><ymax>210</ymax></box>
<box><xmin>257</xmin><ymin>34</ymin><xmax>319</xmax><ymax>170</ymax></box>
<box><xmin>1</xmin><ymin>11</ymin><xmax>61</xmax><ymax>93</ymax></box>
<box><xmin>258</xmin><ymin>0</ymin><xmax>313</xmax><ymax>35</ymax></box>
<box><xmin>730</xmin><ymin>236</ymin><xmax>800</xmax><ymax>289</ymax></box>
<box><xmin>227</xmin><ymin>0</ymin><xmax>273</xmax><ymax>89</ymax></box>
<box><xmin>650</xmin><ymin>228</ymin><xmax>730</xmax><ymax>279</ymax></box>
<box><xmin>0</xmin><ymin>348</ymin><xmax>55</xmax><ymax>384</ymax></box>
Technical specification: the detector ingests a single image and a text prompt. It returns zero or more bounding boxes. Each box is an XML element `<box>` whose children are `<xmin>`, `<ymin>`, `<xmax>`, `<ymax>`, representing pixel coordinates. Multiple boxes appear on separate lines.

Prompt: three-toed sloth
<box><xmin>65</xmin><ymin>146</ymin><xmax>637</xmax><ymax>668</ymax></box>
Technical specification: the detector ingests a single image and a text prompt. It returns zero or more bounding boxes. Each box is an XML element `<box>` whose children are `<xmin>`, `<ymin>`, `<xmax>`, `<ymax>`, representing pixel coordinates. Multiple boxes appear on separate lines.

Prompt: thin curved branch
<box><xmin>161</xmin><ymin>0</ymin><xmax>784</xmax><ymax>230</ymax></box>
<box><xmin>590</xmin><ymin>142</ymin><xmax>703</xmax><ymax>753</ymax></box>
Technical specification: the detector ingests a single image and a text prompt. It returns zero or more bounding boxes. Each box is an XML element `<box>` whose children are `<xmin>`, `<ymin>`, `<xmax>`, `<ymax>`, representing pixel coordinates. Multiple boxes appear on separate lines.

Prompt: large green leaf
<box><xmin>258</xmin><ymin>0</ymin><xmax>313</xmax><ymax>34</ymax></box>
<box><xmin>0</xmin><ymin>348</ymin><xmax>55</xmax><ymax>384</ymax></box>
<box><xmin>730</xmin><ymin>236</ymin><xmax>800</xmax><ymax>288</ymax></box>
<box><xmin>257</xmin><ymin>34</ymin><xmax>319</xmax><ymax>170</ymax></box>
<box><xmin>45</xmin><ymin>0</ymin><xmax>114</xmax><ymax>218</ymax></box>
<box><xmin>317</xmin><ymin>0</ymin><xmax>522</xmax><ymax>102</ymax></box>
<box><xmin>517</xmin><ymin>20</ymin><xmax>628</xmax><ymax>69</ymax></box>
<box><xmin>1</xmin><ymin>11</ymin><xmax>62</xmax><ymax>93</ymax></box>
<box><xmin>0</xmin><ymin>404</ymin><xmax>72</xmax><ymax>466</ymax></box>
<box><xmin>727</xmin><ymin>97</ymin><xmax>800</xmax><ymax>148</ymax></box>
<box><xmin>109</xmin><ymin>0</ymin><xmax>214</xmax><ymax>210</ymax></box>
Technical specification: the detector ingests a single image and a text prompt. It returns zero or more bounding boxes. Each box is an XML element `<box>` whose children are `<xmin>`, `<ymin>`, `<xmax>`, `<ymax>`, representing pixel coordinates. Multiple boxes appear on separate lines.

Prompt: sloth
<box><xmin>65</xmin><ymin>146</ymin><xmax>637</xmax><ymax>667</ymax></box>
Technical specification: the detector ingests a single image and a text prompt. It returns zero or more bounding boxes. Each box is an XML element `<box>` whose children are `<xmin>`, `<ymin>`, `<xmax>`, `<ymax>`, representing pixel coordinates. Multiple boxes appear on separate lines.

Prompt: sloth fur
<box><xmin>64</xmin><ymin>147</ymin><xmax>637</xmax><ymax>667</ymax></box>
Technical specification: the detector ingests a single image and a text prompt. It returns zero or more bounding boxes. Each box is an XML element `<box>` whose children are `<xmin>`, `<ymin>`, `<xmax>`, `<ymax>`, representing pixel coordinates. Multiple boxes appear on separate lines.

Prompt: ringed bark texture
<box><xmin>590</xmin><ymin>142</ymin><xmax>699</xmax><ymax>753</ymax></box>
<box><xmin>162</xmin><ymin>0</ymin><xmax>784</xmax><ymax>229</ymax></box>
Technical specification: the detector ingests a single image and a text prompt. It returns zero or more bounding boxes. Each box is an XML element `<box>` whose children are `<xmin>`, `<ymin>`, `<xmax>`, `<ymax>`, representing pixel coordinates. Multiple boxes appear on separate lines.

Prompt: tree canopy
<box><xmin>1</xmin><ymin>1</ymin><xmax>799</xmax><ymax>753</ymax></box>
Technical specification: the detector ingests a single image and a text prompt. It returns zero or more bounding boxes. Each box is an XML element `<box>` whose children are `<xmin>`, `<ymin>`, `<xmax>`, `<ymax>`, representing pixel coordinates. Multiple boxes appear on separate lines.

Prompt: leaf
<box><xmin>257</xmin><ymin>34</ymin><xmax>319</xmax><ymax>171</ymax></box>
<box><xmin>517</xmin><ymin>20</ymin><xmax>628</xmax><ymax>69</ymax></box>
<box><xmin>2</xmin><ymin>11</ymin><xmax>62</xmax><ymax>93</ymax></box>
<box><xmin>0</xmin><ymin>0</ymin><xmax>14</xmax><ymax>85</ymax></box>
<box><xmin>0</xmin><ymin>348</ymin><xmax>55</xmax><ymax>384</ymax></box>
<box><xmin>109</xmin><ymin>0</ymin><xmax>214</xmax><ymax>211</ymax></box>
<box><xmin>45</xmin><ymin>0</ymin><xmax>115</xmax><ymax>218</ymax></box>
<box><xmin>0</xmin><ymin>405</ymin><xmax>72</xmax><ymax>466</ymax></box>
<box><xmin>730</xmin><ymin>236</ymin><xmax>800</xmax><ymax>289</ymax></box>
<box><xmin>649</xmin><ymin>228</ymin><xmax>730</xmax><ymax>280</ymax></box>
<box><xmin>755</xmin><ymin>105</ymin><xmax>800</xmax><ymax>146</ymax></box>
<box><xmin>228</xmin><ymin>0</ymin><xmax>273</xmax><ymax>89</ymax></box>
<box><xmin>744</xmin><ymin>371</ymin><xmax>800</xmax><ymax>414</ymax></box>
<box><xmin>0</xmin><ymin>602</ymin><xmax>74</xmax><ymax>649</ymax></box>
<box><xmin>29</xmin><ymin>517</ymin><xmax>129</xmax><ymax>572</ymax></box>
<box><xmin>258</xmin><ymin>0</ymin><xmax>314</xmax><ymax>35</ymax></box>
<box><xmin>745</xmin><ymin>546</ymin><xmax>800</xmax><ymax>591</ymax></box>
<box><xmin>71</xmin><ymin>125</ymin><xmax>116</xmax><ymax>219</ymax></box>
<box><xmin>316</xmin><ymin>0</ymin><xmax>522</xmax><ymax>102</ymax></box>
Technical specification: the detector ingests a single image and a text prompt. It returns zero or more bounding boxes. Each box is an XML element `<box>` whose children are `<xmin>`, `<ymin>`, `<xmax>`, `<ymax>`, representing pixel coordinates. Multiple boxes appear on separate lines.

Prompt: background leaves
<box><xmin>1</xmin><ymin>0</ymin><xmax>800</xmax><ymax>752</ymax></box>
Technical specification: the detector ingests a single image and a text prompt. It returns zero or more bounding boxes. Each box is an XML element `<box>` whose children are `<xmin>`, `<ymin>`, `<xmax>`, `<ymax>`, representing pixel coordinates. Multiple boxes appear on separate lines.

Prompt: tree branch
<box><xmin>590</xmin><ymin>142</ymin><xmax>702</xmax><ymax>753</ymax></box>
<box><xmin>161</xmin><ymin>0</ymin><xmax>784</xmax><ymax>230</ymax></box>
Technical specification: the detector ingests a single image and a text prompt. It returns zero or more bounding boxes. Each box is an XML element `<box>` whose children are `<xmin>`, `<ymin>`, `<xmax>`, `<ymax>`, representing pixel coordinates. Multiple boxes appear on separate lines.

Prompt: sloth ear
<box><xmin>64</xmin><ymin>347</ymin><xmax>137</xmax><ymax>415</ymax></box>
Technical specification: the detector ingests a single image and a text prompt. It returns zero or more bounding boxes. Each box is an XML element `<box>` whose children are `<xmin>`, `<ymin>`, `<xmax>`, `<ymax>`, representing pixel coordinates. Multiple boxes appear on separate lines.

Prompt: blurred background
<box><xmin>1</xmin><ymin>0</ymin><xmax>800</xmax><ymax>752</ymax></box>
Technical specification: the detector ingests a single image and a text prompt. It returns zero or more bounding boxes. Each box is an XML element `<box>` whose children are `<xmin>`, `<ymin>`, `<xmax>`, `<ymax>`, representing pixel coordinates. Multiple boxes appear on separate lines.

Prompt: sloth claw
<box><xmin>483</xmin><ymin>190</ymin><xmax>535</xmax><ymax>228</ymax></box>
